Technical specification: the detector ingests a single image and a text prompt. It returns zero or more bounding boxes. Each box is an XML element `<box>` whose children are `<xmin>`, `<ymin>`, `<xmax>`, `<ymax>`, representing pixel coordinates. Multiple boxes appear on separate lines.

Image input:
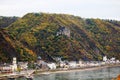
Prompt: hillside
<box><xmin>1</xmin><ymin>13</ymin><xmax>120</xmax><ymax>62</ymax></box>
<box><xmin>0</xmin><ymin>16</ymin><xmax>18</xmax><ymax>28</ymax></box>
<box><xmin>0</xmin><ymin>29</ymin><xmax>36</xmax><ymax>62</ymax></box>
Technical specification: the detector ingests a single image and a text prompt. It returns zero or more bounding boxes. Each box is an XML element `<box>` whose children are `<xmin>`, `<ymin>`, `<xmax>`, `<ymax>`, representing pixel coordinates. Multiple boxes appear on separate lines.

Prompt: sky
<box><xmin>0</xmin><ymin>0</ymin><xmax>120</xmax><ymax>20</ymax></box>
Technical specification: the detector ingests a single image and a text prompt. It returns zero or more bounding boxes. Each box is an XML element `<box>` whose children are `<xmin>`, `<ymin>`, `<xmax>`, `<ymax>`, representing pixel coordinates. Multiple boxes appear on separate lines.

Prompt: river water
<box><xmin>17</xmin><ymin>66</ymin><xmax>120</xmax><ymax>80</ymax></box>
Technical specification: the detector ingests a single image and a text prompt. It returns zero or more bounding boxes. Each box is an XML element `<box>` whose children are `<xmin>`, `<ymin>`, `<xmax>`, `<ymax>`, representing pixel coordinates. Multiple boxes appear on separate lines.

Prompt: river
<box><xmin>17</xmin><ymin>66</ymin><xmax>120</xmax><ymax>80</ymax></box>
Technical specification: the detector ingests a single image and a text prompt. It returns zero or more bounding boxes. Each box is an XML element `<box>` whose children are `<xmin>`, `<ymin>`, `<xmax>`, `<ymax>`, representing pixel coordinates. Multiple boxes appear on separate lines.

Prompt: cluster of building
<box><xmin>0</xmin><ymin>57</ymin><xmax>28</xmax><ymax>74</ymax></box>
<box><xmin>36</xmin><ymin>56</ymin><xmax>120</xmax><ymax>70</ymax></box>
<box><xmin>103</xmin><ymin>56</ymin><xmax>120</xmax><ymax>64</ymax></box>
<box><xmin>0</xmin><ymin>56</ymin><xmax>120</xmax><ymax>74</ymax></box>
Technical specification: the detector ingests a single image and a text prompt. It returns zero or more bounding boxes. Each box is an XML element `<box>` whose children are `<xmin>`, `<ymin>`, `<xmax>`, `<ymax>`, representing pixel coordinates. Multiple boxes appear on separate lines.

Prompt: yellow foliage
<box><xmin>94</xmin><ymin>19</ymin><xmax>110</xmax><ymax>33</ymax></box>
<box><xmin>105</xmin><ymin>45</ymin><xmax>112</xmax><ymax>51</ymax></box>
<box><xmin>21</xmin><ymin>33</ymin><xmax>37</xmax><ymax>46</ymax></box>
<box><xmin>32</xmin><ymin>23</ymin><xmax>49</xmax><ymax>32</ymax></box>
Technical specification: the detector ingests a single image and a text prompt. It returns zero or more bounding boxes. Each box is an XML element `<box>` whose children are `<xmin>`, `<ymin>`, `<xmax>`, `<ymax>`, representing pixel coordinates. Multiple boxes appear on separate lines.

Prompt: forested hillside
<box><xmin>0</xmin><ymin>29</ymin><xmax>36</xmax><ymax>62</ymax></box>
<box><xmin>0</xmin><ymin>16</ymin><xmax>18</xmax><ymax>28</ymax></box>
<box><xmin>0</xmin><ymin>13</ymin><xmax>120</xmax><ymax>62</ymax></box>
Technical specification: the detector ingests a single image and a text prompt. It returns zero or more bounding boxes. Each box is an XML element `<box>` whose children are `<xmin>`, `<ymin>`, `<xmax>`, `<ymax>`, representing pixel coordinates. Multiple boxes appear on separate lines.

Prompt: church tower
<box><xmin>12</xmin><ymin>57</ymin><xmax>17</xmax><ymax>72</ymax></box>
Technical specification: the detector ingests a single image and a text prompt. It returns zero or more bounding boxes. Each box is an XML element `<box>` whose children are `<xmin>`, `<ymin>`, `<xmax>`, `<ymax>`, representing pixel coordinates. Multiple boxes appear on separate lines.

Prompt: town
<box><xmin>0</xmin><ymin>56</ymin><xmax>120</xmax><ymax>79</ymax></box>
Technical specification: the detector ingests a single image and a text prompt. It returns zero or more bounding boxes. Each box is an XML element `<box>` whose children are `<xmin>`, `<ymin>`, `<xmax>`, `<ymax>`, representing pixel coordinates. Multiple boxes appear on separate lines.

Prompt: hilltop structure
<box><xmin>56</xmin><ymin>27</ymin><xmax>70</xmax><ymax>37</ymax></box>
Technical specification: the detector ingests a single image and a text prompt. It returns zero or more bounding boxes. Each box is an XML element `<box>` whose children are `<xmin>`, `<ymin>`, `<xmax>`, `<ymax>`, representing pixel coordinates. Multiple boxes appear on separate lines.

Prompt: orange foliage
<box><xmin>117</xmin><ymin>74</ymin><xmax>120</xmax><ymax>80</ymax></box>
<box><xmin>105</xmin><ymin>45</ymin><xmax>112</xmax><ymax>51</ymax></box>
<box><xmin>24</xmin><ymin>48</ymin><xmax>36</xmax><ymax>56</ymax></box>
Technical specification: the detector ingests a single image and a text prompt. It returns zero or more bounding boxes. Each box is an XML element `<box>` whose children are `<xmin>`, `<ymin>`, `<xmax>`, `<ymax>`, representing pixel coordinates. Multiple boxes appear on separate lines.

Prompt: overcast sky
<box><xmin>0</xmin><ymin>0</ymin><xmax>120</xmax><ymax>20</ymax></box>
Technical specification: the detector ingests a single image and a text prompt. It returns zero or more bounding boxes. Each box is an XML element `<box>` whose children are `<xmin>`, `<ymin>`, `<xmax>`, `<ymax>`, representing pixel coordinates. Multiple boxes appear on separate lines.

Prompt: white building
<box><xmin>47</xmin><ymin>63</ymin><xmax>56</xmax><ymax>70</ymax></box>
<box><xmin>110</xmin><ymin>57</ymin><xmax>115</xmax><ymax>61</ymax></box>
<box><xmin>12</xmin><ymin>57</ymin><xmax>17</xmax><ymax>72</ymax></box>
<box><xmin>78</xmin><ymin>60</ymin><xmax>85</xmax><ymax>67</ymax></box>
<box><xmin>59</xmin><ymin>61</ymin><xmax>66</xmax><ymax>68</ymax></box>
<box><xmin>116</xmin><ymin>60</ymin><xmax>120</xmax><ymax>63</ymax></box>
<box><xmin>110</xmin><ymin>57</ymin><xmax>116</xmax><ymax>63</ymax></box>
<box><xmin>69</xmin><ymin>61</ymin><xmax>77</xmax><ymax>68</ymax></box>
<box><xmin>103</xmin><ymin>56</ymin><xmax>107</xmax><ymax>62</ymax></box>
<box><xmin>18</xmin><ymin>62</ymin><xmax>28</xmax><ymax>70</ymax></box>
<box><xmin>0</xmin><ymin>64</ymin><xmax>12</xmax><ymax>73</ymax></box>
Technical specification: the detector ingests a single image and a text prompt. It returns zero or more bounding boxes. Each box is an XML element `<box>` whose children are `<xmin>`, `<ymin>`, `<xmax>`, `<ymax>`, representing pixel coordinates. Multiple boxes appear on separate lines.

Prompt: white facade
<box><xmin>116</xmin><ymin>60</ymin><xmax>120</xmax><ymax>63</ymax></box>
<box><xmin>47</xmin><ymin>63</ymin><xmax>56</xmax><ymax>70</ymax></box>
<box><xmin>110</xmin><ymin>57</ymin><xmax>115</xmax><ymax>61</ymax></box>
<box><xmin>69</xmin><ymin>61</ymin><xmax>77</xmax><ymax>68</ymax></box>
<box><xmin>12</xmin><ymin>57</ymin><xmax>17</xmax><ymax>71</ymax></box>
<box><xmin>59</xmin><ymin>62</ymin><xmax>66</xmax><ymax>68</ymax></box>
<box><xmin>103</xmin><ymin>56</ymin><xmax>107</xmax><ymax>62</ymax></box>
<box><xmin>18</xmin><ymin>62</ymin><xmax>28</xmax><ymax>70</ymax></box>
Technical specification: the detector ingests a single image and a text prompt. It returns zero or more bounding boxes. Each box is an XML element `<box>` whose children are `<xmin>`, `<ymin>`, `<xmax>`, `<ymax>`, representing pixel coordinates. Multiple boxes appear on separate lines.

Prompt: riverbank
<box><xmin>35</xmin><ymin>63</ymin><xmax>120</xmax><ymax>75</ymax></box>
<box><xmin>33</xmin><ymin>64</ymin><xmax>120</xmax><ymax>80</ymax></box>
<box><xmin>0</xmin><ymin>63</ymin><xmax>120</xmax><ymax>79</ymax></box>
